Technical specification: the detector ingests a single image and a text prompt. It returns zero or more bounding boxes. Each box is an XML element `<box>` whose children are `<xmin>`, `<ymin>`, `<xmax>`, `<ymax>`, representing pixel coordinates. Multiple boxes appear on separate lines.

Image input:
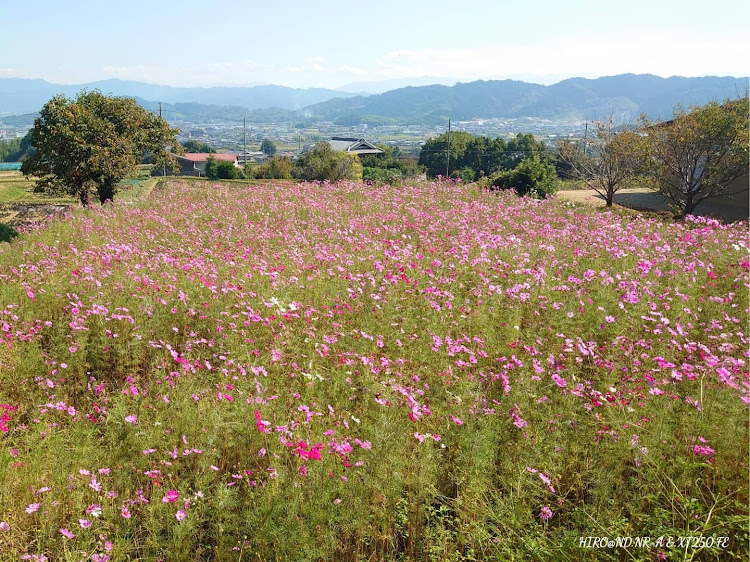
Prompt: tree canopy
<box><xmin>419</xmin><ymin>132</ymin><xmax>549</xmax><ymax>179</ymax></box>
<box><xmin>640</xmin><ymin>98</ymin><xmax>749</xmax><ymax>217</ymax></box>
<box><xmin>0</xmin><ymin>132</ymin><xmax>33</xmax><ymax>162</ymax></box>
<box><xmin>181</xmin><ymin>139</ymin><xmax>215</xmax><ymax>153</ymax></box>
<box><xmin>21</xmin><ymin>90</ymin><xmax>180</xmax><ymax>205</ymax></box>
<box><xmin>260</xmin><ymin>139</ymin><xmax>277</xmax><ymax>156</ymax></box>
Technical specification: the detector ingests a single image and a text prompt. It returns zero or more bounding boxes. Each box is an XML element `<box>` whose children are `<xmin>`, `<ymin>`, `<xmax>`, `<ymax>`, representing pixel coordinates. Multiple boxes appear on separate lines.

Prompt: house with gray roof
<box><xmin>327</xmin><ymin>137</ymin><xmax>384</xmax><ymax>155</ymax></box>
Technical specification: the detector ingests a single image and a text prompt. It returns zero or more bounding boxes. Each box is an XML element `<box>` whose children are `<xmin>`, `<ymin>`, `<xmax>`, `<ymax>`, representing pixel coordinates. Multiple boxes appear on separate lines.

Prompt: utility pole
<box><xmin>583</xmin><ymin>121</ymin><xmax>588</xmax><ymax>155</ymax></box>
<box><xmin>243</xmin><ymin>117</ymin><xmax>247</xmax><ymax>171</ymax></box>
<box><xmin>445</xmin><ymin>118</ymin><xmax>451</xmax><ymax>178</ymax></box>
<box><xmin>159</xmin><ymin>102</ymin><xmax>166</xmax><ymax>177</ymax></box>
<box><xmin>298</xmin><ymin>132</ymin><xmax>301</xmax><ymax>153</ymax></box>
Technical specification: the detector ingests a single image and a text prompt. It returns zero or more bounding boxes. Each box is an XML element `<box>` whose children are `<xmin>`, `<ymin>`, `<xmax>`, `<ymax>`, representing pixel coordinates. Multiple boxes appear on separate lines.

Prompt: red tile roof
<box><xmin>181</xmin><ymin>153</ymin><xmax>238</xmax><ymax>162</ymax></box>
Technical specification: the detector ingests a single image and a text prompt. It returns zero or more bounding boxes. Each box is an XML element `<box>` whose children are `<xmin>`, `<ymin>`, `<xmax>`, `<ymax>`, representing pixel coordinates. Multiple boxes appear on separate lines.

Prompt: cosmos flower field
<box><xmin>0</xmin><ymin>179</ymin><xmax>748</xmax><ymax>561</ymax></box>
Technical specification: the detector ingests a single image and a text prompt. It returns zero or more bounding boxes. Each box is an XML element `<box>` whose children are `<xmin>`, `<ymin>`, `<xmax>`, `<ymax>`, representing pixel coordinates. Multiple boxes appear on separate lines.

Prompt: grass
<box><xmin>0</xmin><ymin>178</ymin><xmax>747</xmax><ymax>561</ymax></box>
<box><xmin>0</xmin><ymin>171</ymin><xmax>76</xmax><ymax>204</ymax></box>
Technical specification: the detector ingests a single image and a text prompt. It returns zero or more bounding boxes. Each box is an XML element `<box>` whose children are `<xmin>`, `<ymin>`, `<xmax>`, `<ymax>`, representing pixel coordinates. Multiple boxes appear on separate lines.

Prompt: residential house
<box><xmin>173</xmin><ymin>153</ymin><xmax>240</xmax><ymax>177</ymax></box>
<box><xmin>326</xmin><ymin>137</ymin><xmax>384</xmax><ymax>156</ymax></box>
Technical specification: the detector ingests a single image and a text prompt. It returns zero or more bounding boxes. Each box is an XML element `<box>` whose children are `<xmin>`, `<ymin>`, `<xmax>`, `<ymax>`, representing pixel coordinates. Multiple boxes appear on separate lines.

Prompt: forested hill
<box><xmin>303</xmin><ymin>74</ymin><xmax>749</xmax><ymax>124</ymax></box>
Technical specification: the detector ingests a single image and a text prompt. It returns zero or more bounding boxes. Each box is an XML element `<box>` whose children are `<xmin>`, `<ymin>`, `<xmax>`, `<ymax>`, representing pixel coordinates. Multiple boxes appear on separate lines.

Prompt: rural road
<box><xmin>556</xmin><ymin>187</ymin><xmax>749</xmax><ymax>222</ymax></box>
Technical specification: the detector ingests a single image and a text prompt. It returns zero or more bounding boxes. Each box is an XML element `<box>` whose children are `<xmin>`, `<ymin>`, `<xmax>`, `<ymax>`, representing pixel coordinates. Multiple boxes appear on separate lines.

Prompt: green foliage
<box><xmin>0</xmin><ymin>222</ymin><xmax>19</xmax><ymax>242</ymax></box>
<box><xmin>293</xmin><ymin>142</ymin><xmax>363</xmax><ymax>182</ymax></box>
<box><xmin>180</xmin><ymin>140</ymin><xmax>215</xmax><ymax>153</ymax></box>
<box><xmin>505</xmin><ymin>133</ymin><xmax>548</xmax><ymax>169</ymax></box>
<box><xmin>490</xmin><ymin>155</ymin><xmax>558</xmax><ymax>198</ymax></box>
<box><xmin>0</xmin><ymin>132</ymin><xmax>33</xmax><ymax>163</ymax></box>
<box><xmin>204</xmin><ymin>156</ymin><xmax>239</xmax><ymax>180</ymax></box>
<box><xmin>360</xmin><ymin>145</ymin><xmax>422</xmax><ymax>183</ymax></box>
<box><xmin>20</xmin><ymin>90</ymin><xmax>181</xmax><ymax>205</ymax></box>
<box><xmin>419</xmin><ymin>132</ymin><xmax>551</xmax><ymax>179</ymax></box>
<box><xmin>640</xmin><ymin>97</ymin><xmax>749</xmax><ymax>217</ymax></box>
<box><xmin>254</xmin><ymin>156</ymin><xmax>294</xmax><ymax>179</ymax></box>
<box><xmin>260</xmin><ymin>139</ymin><xmax>277</xmax><ymax>156</ymax></box>
<box><xmin>363</xmin><ymin>166</ymin><xmax>402</xmax><ymax>184</ymax></box>
<box><xmin>450</xmin><ymin>166</ymin><xmax>475</xmax><ymax>183</ymax></box>
<box><xmin>0</xmin><ymin>136</ymin><xmax>25</xmax><ymax>162</ymax></box>
<box><xmin>418</xmin><ymin>131</ymin><xmax>473</xmax><ymax>177</ymax></box>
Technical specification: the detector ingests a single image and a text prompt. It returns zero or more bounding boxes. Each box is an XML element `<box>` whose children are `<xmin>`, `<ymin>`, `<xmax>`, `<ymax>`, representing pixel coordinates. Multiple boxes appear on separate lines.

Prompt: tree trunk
<box><xmin>76</xmin><ymin>180</ymin><xmax>88</xmax><ymax>207</ymax></box>
<box><xmin>98</xmin><ymin>181</ymin><xmax>115</xmax><ymax>204</ymax></box>
<box><xmin>683</xmin><ymin>194</ymin><xmax>696</xmax><ymax>217</ymax></box>
<box><xmin>605</xmin><ymin>192</ymin><xmax>614</xmax><ymax>207</ymax></box>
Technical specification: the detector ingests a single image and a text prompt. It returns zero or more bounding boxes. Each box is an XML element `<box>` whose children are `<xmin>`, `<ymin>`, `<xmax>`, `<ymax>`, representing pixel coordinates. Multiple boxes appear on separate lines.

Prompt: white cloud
<box><xmin>374</xmin><ymin>33</ymin><xmax>750</xmax><ymax>83</ymax></box>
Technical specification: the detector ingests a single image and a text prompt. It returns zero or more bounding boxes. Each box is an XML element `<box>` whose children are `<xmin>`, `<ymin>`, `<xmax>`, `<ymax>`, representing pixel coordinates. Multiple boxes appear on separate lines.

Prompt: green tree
<box><xmin>559</xmin><ymin>118</ymin><xmax>645</xmax><ymax>206</ymax></box>
<box><xmin>504</xmin><ymin>133</ymin><xmax>549</xmax><ymax>169</ymax></box>
<box><xmin>418</xmin><ymin>131</ymin><xmax>473</xmax><ymax>177</ymax></box>
<box><xmin>204</xmin><ymin>156</ymin><xmax>239</xmax><ymax>180</ymax></box>
<box><xmin>490</xmin><ymin>156</ymin><xmax>558</xmax><ymax>198</ymax></box>
<box><xmin>0</xmin><ymin>137</ymin><xmax>22</xmax><ymax>162</ymax></box>
<box><xmin>254</xmin><ymin>156</ymin><xmax>294</xmax><ymax>179</ymax></box>
<box><xmin>293</xmin><ymin>142</ymin><xmax>363</xmax><ymax>182</ymax></box>
<box><xmin>461</xmin><ymin>136</ymin><xmax>508</xmax><ymax>178</ymax></box>
<box><xmin>640</xmin><ymin>98</ymin><xmax>749</xmax><ymax>217</ymax></box>
<box><xmin>0</xmin><ymin>132</ymin><xmax>33</xmax><ymax>162</ymax></box>
<box><xmin>181</xmin><ymin>139</ymin><xmax>215</xmax><ymax>153</ymax></box>
<box><xmin>260</xmin><ymin>139</ymin><xmax>277</xmax><ymax>156</ymax></box>
<box><xmin>21</xmin><ymin>90</ymin><xmax>180</xmax><ymax>205</ymax></box>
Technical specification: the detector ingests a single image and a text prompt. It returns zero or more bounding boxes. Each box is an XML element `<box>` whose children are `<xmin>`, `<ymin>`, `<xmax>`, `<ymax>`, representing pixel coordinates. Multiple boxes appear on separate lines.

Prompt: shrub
<box><xmin>363</xmin><ymin>167</ymin><xmax>402</xmax><ymax>185</ymax></box>
<box><xmin>490</xmin><ymin>155</ymin><xmax>558</xmax><ymax>198</ymax></box>
<box><xmin>451</xmin><ymin>167</ymin><xmax>476</xmax><ymax>183</ymax></box>
<box><xmin>205</xmin><ymin>157</ymin><xmax>240</xmax><ymax>180</ymax></box>
<box><xmin>254</xmin><ymin>156</ymin><xmax>294</xmax><ymax>180</ymax></box>
<box><xmin>0</xmin><ymin>223</ymin><xmax>18</xmax><ymax>242</ymax></box>
<box><xmin>294</xmin><ymin>143</ymin><xmax>363</xmax><ymax>182</ymax></box>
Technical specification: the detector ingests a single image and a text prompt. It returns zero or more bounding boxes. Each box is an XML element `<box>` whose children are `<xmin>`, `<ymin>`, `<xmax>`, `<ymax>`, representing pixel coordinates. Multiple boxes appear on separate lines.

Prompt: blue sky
<box><xmin>3</xmin><ymin>0</ymin><xmax>748</xmax><ymax>88</ymax></box>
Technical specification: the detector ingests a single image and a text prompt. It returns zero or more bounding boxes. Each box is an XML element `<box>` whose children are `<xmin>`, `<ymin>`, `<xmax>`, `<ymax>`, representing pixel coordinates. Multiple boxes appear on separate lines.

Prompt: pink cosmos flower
<box><xmin>162</xmin><ymin>490</ymin><xmax>180</xmax><ymax>503</ymax></box>
<box><xmin>120</xmin><ymin>507</ymin><xmax>131</xmax><ymax>519</ymax></box>
<box><xmin>175</xmin><ymin>510</ymin><xmax>187</xmax><ymax>521</ymax></box>
<box><xmin>539</xmin><ymin>506</ymin><xmax>553</xmax><ymax>521</ymax></box>
<box><xmin>254</xmin><ymin>410</ymin><xmax>270</xmax><ymax>433</ymax></box>
<box><xmin>693</xmin><ymin>444</ymin><xmax>715</xmax><ymax>458</ymax></box>
<box><xmin>59</xmin><ymin>528</ymin><xmax>74</xmax><ymax>539</ymax></box>
<box><xmin>25</xmin><ymin>503</ymin><xmax>40</xmax><ymax>514</ymax></box>
<box><xmin>124</xmin><ymin>415</ymin><xmax>138</xmax><ymax>424</ymax></box>
<box><xmin>79</xmin><ymin>519</ymin><xmax>92</xmax><ymax>529</ymax></box>
<box><xmin>0</xmin><ymin>521</ymin><xmax>10</xmax><ymax>532</ymax></box>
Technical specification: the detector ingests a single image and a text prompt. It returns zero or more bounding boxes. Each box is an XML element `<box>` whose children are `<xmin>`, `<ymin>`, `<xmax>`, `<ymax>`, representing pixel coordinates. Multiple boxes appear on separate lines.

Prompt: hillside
<box><xmin>305</xmin><ymin>74</ymin><xmax>749</xmax><ymax>124</ymax></box>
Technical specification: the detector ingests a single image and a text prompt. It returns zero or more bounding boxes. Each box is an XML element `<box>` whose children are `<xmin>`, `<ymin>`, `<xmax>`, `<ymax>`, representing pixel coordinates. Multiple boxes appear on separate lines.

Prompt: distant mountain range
<box><xmin>1</xmin><ymin>74</ymin><xmax>747</xmax><ymax>126</ymax></box>
<box><xmin>306</xmin><ymin>74</ymin><xmax>749</xmax><ymax>125</ymax></box>
<box><xmin>0</xmin><ymin>78</ymin><xmax>362</xmax><ymax>115</ymax></box>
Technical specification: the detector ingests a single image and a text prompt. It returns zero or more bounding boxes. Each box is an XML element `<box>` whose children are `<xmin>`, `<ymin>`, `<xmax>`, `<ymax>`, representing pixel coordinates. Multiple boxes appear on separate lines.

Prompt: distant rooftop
<box><xmin>179</xmin><ymin>153</ymin><xmax>238</xmax><ymax>162</ymax></box>
<box><xmin>328</xmin><ymin>137</ymin><xmax>384</xmax><ymax>155</ymax></box>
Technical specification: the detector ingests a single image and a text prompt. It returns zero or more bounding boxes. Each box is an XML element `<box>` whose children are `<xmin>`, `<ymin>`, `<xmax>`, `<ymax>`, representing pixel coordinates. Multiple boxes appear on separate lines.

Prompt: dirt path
<box><xmin>556</xmin><ymin>188</ymin><xmax>748</xmax><ymax>222</ymax></box>
<box><xmin>0</xmin><ymin>202</ymin><xmax>70</xmax><ymax>229</ymax></box>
